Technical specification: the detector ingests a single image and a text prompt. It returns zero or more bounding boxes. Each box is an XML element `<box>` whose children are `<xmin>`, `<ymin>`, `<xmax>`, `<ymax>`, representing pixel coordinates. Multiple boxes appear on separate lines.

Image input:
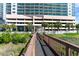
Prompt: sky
<box><xmin>75</xmin><ymin>3</ymin><xmax>79</xmax><ymax>23</ymax></box>
<box><xmin>0</xmin><ymin>0</ymin><xmax>75</xmax><ymax>3</ymax></box>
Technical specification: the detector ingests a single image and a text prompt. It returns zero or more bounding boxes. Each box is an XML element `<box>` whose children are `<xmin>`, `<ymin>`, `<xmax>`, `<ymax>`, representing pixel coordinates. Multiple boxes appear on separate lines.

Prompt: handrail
<box><xmin>44</xmin><ymin>34</ymin><xmax>79</xmax><ymax>52</ymax></box>
<box><xmin>24</xmin><ymin>33</ymin><xmax>36</xmax><ymax>56</ymax></box>
<box><xmin>19</xmin><ymin>34</ymin><xmax>33</xmax><ymax>56</ymax></box>
<box><xmin>38</xmin><ymin>33</ymin><xmax>79</xmax><ymax>56</ymax></box>
<box><xmin>18</xmin><ymin>38</ymin><xmax>31</xmax><ymax>56</ymax></box>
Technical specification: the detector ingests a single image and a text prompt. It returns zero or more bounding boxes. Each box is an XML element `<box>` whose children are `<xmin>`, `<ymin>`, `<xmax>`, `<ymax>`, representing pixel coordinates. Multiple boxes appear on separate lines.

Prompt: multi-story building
<box><xmin>0</xmin><ymin>3</ymin><xmax>4</xmax><ymax>24</ymax></box>
<box><xmin>0</xmin><ymin>3</ymin><xmax>3</xmax><ymax>19</ymax></box>
<box><xmin>2</xmin><ymin>3</ymin><xmax>75</xmax><ymax>33</ymax></box>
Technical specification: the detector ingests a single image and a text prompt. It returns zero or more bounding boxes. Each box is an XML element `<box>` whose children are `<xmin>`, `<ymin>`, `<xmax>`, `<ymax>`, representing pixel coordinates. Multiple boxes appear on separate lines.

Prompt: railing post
<box><xmin>66</xmin><ymin>46</ymin><xmax>70</xmax><ymax>56</ymax></box>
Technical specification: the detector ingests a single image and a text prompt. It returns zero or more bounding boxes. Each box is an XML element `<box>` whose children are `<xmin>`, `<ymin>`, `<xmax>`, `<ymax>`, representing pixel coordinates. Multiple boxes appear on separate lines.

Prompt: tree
<box><xmin>76</xmin><ymin>24</ymin><xmax>79</xmax><ymax>34</ymax></box>
<box><xmin>1</xmin><ymin>24</ymin><xmax>9</xmax><ymax>31</ymax></box>
<box><xmin>9</xmin><ymin>24</ymin><xmax>16</xmax><ymax>32</ymax></box>
<box><xmin>41</xmin><ymin>22</ymin><xmax>48</xmax><ymax>33</ymax></box>
<box><xmin>65</xmin><ymin>23</ymin><xmax>74</xmax><ymax>33</ymax></box>
<box><xmin>47</xmin><ymin>23</ymin><xmax>53</xmax><ymax>34</ymax></box>
<box><xmin>27</xmin><ymin>23</ymin><xmax>34</xmax><ymax>33</ymax></box>
<box><xmin>0</xmin><ymin>24</ymin><xmax>16</xmax><ymax>32</ymax></box>
<box><xmin>71</xmin><ymin>24</ymin><xmax>75</xmax><ymax>32</ymax></box>
<box><xmin>54</xmin><ymin>22</ymin><xmax>62</xmax><ymax>34</ymax></box>
<box><xmin>47</xmin><ymin>23</ymin><xmax>50</xmax><ymax>34</ymax></box>
<box><xmin>50</xmin><ymin>23</ymin><xmax>54</xmax><ymax>34</ymax></box>
<box><xmin>0</xmin><ymin>24</ymin><xmax>4</xmax><ymax>29</ymax></box>
<box><xmin>0</xmin><ymin>25</ymin><xmax>2</xmax><ymax>28</ymax></box>
<box><xmin>65</xmin><ymin>23</ymin><xmax>69</xmax><ymax>32</ymax></box>
<box><xmin>0</xmin><ymin>24</ymin><xmax>3</xmax><ymax>31</ymax></box>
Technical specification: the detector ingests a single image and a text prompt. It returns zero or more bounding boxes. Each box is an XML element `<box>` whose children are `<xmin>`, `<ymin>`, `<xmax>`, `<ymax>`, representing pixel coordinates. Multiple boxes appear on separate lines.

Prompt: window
<box><xmin>12</xmin><ymin>11</ymin><xmax>15</xmax><ymax>13</ymax></box>
<box><xmin>13</xmin><ymin>5</ymin><xmax>16</xmax><ymax>7</ymax></box>
<box><xmin>17</xmin><ymin>22</ymin><xmax>24</xmax><ymax>24</ymax></box>
<box><xmin>13</xmin><ymin>8</ymin><xmax>15</xmax><ymax>10</ymax></box>
<box><xmin>17</xmin><ymin>19</ymin><xmax>24</xmax><ymax>20</ymax></box>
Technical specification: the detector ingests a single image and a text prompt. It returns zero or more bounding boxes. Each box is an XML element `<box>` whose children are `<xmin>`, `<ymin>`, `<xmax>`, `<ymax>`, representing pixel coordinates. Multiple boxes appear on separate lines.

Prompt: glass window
<box><xmin>12</xmin><ymin>11</ymin><xmax>15</xmax><ymax>13</ymax></box>
<box><xmin>13</xmin><ymin>8</ymin><xmax>15</xmax><ymax>10</ymax></box>
<box><xmin>13</xmin><ymin>5</ymin><xmax>16</xmax><ymax>7</ymax></box>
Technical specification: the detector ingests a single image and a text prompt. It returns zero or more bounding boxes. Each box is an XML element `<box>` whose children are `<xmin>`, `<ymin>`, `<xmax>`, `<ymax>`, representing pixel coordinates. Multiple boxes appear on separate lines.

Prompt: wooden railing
<box><xmin>19</xmin><ymin>34</ymin><xmax>33</xmax><ymax>56</ymax></box>
<box><xmin>37</xmin><ymin>33</ymin><xmax>79</xmax><ymax>56</ymax></box>
<box><xmin>19</xmin><ymin>38</ymin><xmax>31</xmax><ymax>56</ymax></box>
<box><xmin>23</xmin><ymin>33</ymin><xmax>36</xmax><ymax>56</ymax></box>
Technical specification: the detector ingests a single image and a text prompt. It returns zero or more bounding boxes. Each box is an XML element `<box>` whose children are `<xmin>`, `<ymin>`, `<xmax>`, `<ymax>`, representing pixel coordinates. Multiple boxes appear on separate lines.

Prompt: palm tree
<box><xmin>3</xmin><ymin>25</ymin><xmax>11</xmax><ymax>32</ymax></box>
<box><xmin>47</xmin><ymin>23</ymin><xmax>50</xmax><ymax>34</ymax></box>
<box><xmin>71</xmin><ymin>24</ymin><xmax>74</xmax><ymax>32</ymax></box>
<box><xmin>9</xmin><ymin>24</ymin><xmax>16</xmax><ymax>32</ymax></box>
<box><xmin>41</xmin><ymin>22</ymin><xmax>48</xmax><ymax>33</ymax></box>
<box><xmin>47</xmin><ymin>23</ymin><xmax>54</xmax><ymax>34</ymax></box>
<box><xmin>27</xmin><ymin>23</ymin><xmax>34</xmax><ymax>33</ymax></box>
<box><xmin>0</xmin><ymin>24</ymin><xmax>4</xmax><ymax>31</ymax></box>
<box><xmin>65</xmin><ymin>23</ymin><xmax>74</xmax><ymax>33</ymax></box>
<box><xmin>0</xmin><ymin>24</ymin><xmax>16</xmax><ymax>32</ymax></box>
<box><xmin>65</xmin><ymin>23</ymin><xmax>70</xmax><ymax>33</ymax></box>
<box><xmin>0</xmin><ymin>25</ymin><xmax>2</xmax><ymax>28</ymax></box>
<box><xmin>50</xmin><ymin>23</ymin><xmax>54</xmax><ymax>34</ymax></box>
<box><xmin>76</xmin><ymin>24</ymin><xmax>79</xmax><ymax>34</ymax></box>
<box><xmin>54</xmin><ymin>22</ymin><xmax>62</xmax><ymax>34</ymax></box>
<box><xmin>41</xmin><ymin>22</ymin><xmax>44</xmax><ymax>33</ymax></box>
<box><xmin>1</xmin><ymin>24</ymin><xmax>9</xmax><ymax>31</ymax></box>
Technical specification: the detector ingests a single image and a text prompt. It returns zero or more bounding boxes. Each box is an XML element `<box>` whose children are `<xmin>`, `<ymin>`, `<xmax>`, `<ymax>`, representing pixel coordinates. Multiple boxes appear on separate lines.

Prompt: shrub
<box><xmin>18</xmin><ymin>35</ymin><xmax>26</xmax><ymax>43</ymax></box>
<box><xmin>0</xmin><ymin>32</ymin><xmax>32</xmax><ymax>44</ymax></box>
<box><xmin>0</xmin><ymin>36</ymin><xmax>3</xmax><ymax>43</ymax></box>
<box><xmin>12</xmin><ymin>33</ymin><xmax>28</xmax><ymax>44</ymax></box>
<box><xmin>12</xmin><ymin>33</ymin><xmax>20</xmax><ymax>44</ymax></box>
<box><xmin>1</xmin><ymin>32</ymin><xmax>12</xmax><ymax>43</ymax></box>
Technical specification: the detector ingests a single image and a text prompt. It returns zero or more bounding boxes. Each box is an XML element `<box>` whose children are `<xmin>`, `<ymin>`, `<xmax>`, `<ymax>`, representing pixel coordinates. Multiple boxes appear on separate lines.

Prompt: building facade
<box><xmin>0</xmin><ymin>3</ymin><xmax>5</xmax><ymax>24</ymax></box>
<box><xmin>2</xmin><ymin>3</ymin><xmax>75</xmax><ymax>33</ymax></box>
<box><xmin>0</xmin><ymin>3</ymin><xmax>3</xmax><ymax>19</ymax></box>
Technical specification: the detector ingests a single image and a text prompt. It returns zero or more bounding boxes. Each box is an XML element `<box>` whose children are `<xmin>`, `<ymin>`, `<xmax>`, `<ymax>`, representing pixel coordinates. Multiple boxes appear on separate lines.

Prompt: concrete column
<box><xmin>16</xmin><ymin>18</ymin><xmax>18</xmax><ymax>31</ymax></box>
<box><xmin>33</xmin><ymin>16</ymin><xmax>35</xmax><ymax>33</ymax></box>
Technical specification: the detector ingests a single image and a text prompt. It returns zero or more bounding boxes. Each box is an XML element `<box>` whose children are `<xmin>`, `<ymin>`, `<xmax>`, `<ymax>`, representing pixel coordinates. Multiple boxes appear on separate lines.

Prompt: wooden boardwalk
<box><xmin>23</xmin><ymin>33</ymin><xmax>54</xmax><ymax>56</ymax></box>
<box><xmin>19</xmin><ymin>33</ymin><xmax>79</xmax><ymax>56</ymax></box>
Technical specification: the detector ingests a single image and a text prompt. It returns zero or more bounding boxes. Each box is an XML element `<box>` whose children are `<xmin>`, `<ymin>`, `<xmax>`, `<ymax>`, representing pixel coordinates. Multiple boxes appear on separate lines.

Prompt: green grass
<box><xmin>48</xmin><ymin>33</ymin><xmax>79</xmax><ymax>45</ymax></box>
